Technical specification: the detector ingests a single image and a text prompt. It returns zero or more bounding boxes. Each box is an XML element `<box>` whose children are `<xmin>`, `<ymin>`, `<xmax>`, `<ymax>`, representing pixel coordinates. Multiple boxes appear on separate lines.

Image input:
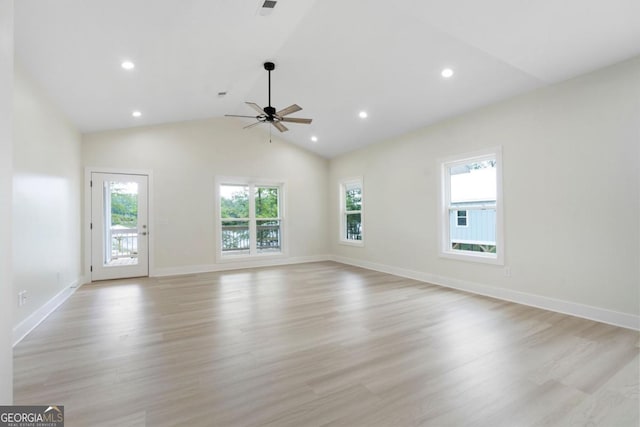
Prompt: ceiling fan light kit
<box><xmin>225</xmin><ymin>61</ymin><xmax>313</xmax><ymax>134</ymax></box>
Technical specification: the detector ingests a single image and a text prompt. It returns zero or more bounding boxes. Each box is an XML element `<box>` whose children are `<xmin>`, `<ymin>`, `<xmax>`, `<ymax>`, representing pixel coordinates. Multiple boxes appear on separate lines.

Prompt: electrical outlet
<box><xmin>504</xmin><ymin>267</ymin><xmax>511</xmax><ymax>277</ymax></box>
<box><xmin>18</xmin><ymin>290</ymin><xmax>27</xmax><ymax>307</ymax></box>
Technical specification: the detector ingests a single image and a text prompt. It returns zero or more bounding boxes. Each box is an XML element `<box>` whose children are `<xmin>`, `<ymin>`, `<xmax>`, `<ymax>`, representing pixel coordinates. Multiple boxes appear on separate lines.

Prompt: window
<box><xmin>440</xmin><ymin>148</ymin><xmax>503</xmax><ymax>264</ymax></box>
<box><xmin>218</xmin><ymin>181</ymin><xmax>283</xmax><ymax>258</ymax></box>
<box><xmin>340</xmin><ymin>178</ymin><xmax>363</xmax><ymax>244</ymax></box>
<box><xmin>456</xmin><ymin>210</ymin><xmax>468</xmax><ymax>227</ymax></box>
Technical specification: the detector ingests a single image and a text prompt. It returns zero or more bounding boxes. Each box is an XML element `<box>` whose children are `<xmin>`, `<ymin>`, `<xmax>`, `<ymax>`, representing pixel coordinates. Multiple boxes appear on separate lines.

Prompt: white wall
<box><xmin>0</xmin><ymin>0</ymin><xmax>14</xmax><ymax>405</ymax></box>
<box><xmin>12</xmin><ymin>63</ymin><xmax>83</xmax><ymax>328</ymax></box>
<box><xmin>329</xmin><ymin>57</ymin><xmax>640</xmax><ymax>322</ymax></box>
<box><xmin>82</xmin><ymin>119</ymin><xmax>329</xmax><ymax>275</ymax></box>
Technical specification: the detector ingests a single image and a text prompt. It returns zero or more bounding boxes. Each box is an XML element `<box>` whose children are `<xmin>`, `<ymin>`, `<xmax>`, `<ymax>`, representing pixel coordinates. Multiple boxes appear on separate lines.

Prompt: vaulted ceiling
<box><xmin>14</xmin><ymin>0</ymin><xmax>640</xmax><ymax>157</ymax></box>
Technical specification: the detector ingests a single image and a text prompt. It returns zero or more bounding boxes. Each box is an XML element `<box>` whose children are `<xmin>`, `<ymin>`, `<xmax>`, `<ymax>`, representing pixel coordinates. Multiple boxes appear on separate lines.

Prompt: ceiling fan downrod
<box><xmin>264</xmin><ymin>62</ymin><xmax>276</xmax><ymax>120</ymax></box>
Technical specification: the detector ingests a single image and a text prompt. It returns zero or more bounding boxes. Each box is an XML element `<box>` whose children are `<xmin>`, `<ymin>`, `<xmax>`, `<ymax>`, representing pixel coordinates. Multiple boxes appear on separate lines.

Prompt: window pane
<box><xmin>221</xmin><ymin>220</ymin><xmax>249</xmax><ymax>254</ymax></box>
<box><xmin>449</xmin><ymin>208</ymin><xmax>496</xmax><ymax>253</ymax></box>
<box><xmin>109</xmin><ymin>182</ymin><xmax>138</xmax><ymax>227</ymax></box>
<box><xmin>346</xmin><ymin>213</ymin><xmax>362</xmax><ymax>240</ymax></box>
<box><xmin>220</xmin><ymin>185</ymin><xmax>249</xmax><ymax>218</ymax></box>
<box><xmin>255</xmin><ymin>187</ymin><xmax>279</xmax><ymax>218</ymax></box>
<box><xmin>448</xmin><ymin>159</ymin><xmax>496</xmax><ymax>255</ymax></box>
<box><xmin>106</xmin><ymin>181</ymin><xmax>139</xmax><ymax>266</ymax></box>
<box><xmin>345</xmin><ymin>184</ymin><xmax>362</xmax><ymax>211</ymax></box>
<box><xmin>257</xmin><ymin>220</ymin><xmax>281</xmax><ymax>253</ymax></box>
<box><xmin>450</xmin><ymin>160</ymin><xmax>496</xmax><ymax>204</ymax></box>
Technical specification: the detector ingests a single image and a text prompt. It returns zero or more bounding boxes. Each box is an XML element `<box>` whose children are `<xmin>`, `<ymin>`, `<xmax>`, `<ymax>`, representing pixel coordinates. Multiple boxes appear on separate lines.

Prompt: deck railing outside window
<box><xmin>110</xmin><ymin>227</ymin><xmax>138</xmax><ymax>260</ymax></box>
<box><xmin>222</xmin><ymin>223</ymin><xmax>280</xmax><ymax>253</ymax></box>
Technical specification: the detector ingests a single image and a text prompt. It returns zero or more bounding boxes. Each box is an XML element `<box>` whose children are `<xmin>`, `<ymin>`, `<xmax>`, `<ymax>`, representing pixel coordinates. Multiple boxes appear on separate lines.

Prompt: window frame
<box><xmin>439</xmin><ymin>147</ymin><xmax>504</xmax><ymax>265</ymax></box>
<box><xmin>254</xmin><ymin>185</ymin><xmax>283</xmax><ymax>255</ymax></box>
<box><xmin>339</xmin><ymin>177</ymin><xmax>364</xmax><ymax>246</ymax></box>
<box><xmin>216</xmin><ymin>177</ymin><xmax>286</xmax><ymax>261</ymax></box>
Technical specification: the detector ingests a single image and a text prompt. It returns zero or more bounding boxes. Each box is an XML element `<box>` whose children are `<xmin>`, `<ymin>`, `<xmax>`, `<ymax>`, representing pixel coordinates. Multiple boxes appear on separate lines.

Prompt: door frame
<box><xmin>84</xmin><ymin>167</ymin><xmax>155</xmax><ymax>282</ymax></box>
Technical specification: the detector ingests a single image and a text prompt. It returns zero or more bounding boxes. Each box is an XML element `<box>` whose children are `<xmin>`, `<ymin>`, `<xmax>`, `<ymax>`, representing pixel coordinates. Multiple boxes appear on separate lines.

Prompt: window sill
<box><xmin>439</xmin><ymin>250</ymin><xmax>503</xmax><ymax>265</ymax></box>
<box><xmin>218</xmin><ymin>251</ymin><xmax>285</xmax><ymax>263</ymax></box>
<box><xmin>339</xmin><ymin>240</ymin><xmax>364</xmax><ymax>247</ymax></box>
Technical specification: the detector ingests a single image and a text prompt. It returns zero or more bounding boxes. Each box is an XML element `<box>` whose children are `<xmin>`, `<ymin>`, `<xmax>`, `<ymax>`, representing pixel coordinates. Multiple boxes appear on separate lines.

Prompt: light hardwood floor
<box><xmin>14</xmin><ymin>262</ymin><xmax>639</xmax><ymax>426</ymax></box>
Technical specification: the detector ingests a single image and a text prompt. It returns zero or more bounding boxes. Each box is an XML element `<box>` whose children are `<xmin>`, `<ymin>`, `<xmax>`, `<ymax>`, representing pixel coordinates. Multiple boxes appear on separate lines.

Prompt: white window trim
<box><xmin>438</xmin><ymin>147</ymin><xmax>504</xmax><ymax>265</ymax></box>
<box><xmin>215</xmin><ymin>176</ymin><xmax>287</xmax><ymax>262</ymax></box>
<box><xmin>339</xmin><ymin>177</ymin><xmax>364</xmax><ymax>247</ymax></box>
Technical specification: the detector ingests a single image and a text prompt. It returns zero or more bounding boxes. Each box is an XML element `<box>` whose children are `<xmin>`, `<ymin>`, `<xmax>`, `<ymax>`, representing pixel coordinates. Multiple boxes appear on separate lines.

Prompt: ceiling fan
<box><xmin>225</xmin><ymin>61</ymin><xmax>312</xmax><ymax>132</ymax></box>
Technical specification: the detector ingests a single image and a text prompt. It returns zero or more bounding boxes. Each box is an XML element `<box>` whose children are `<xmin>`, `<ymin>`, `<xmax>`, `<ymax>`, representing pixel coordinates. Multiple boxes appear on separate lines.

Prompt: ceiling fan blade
<box><xmin>225</xmin><ymin>114</ymin><xmax>260</xmax><ymax>119</ymax></box>
<box><xmin>280</xmin><ymin>117</ymin><xmax>312</xmax><ymax>124</ymax></box>
<box><xmin>273</xmin><ymin>121</ymin><xmax>288</xmax><ymax>132</ymax></box>
<box><xmin>276</xmin><ymin>104</ymin><xmax>302</xmax><ymax>117</ymax></box>
<box><xmin>245</xmin><ymin>102</ymin><xmax>265</xmax><ymax>114</ymax></box>
<box><xmin>243</xmin><ymin>121</ymin><xmax>263</xmax><ymax>129</ymax></box>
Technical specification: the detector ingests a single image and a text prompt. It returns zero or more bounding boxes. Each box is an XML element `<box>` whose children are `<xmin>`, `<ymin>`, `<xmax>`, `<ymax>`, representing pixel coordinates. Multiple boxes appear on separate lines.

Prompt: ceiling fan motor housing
<box><xmin>264</xmin><ymin>106</ymin><xmax>276</xmax><ymax>119</ymax></box>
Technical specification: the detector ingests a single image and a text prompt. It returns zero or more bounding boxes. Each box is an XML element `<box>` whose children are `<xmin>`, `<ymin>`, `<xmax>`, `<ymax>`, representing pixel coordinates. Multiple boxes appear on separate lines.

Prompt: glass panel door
<box><xmin>91</xmin><ymin>173</ymin><xmax>148</xmax><ymax>280</ymax></box>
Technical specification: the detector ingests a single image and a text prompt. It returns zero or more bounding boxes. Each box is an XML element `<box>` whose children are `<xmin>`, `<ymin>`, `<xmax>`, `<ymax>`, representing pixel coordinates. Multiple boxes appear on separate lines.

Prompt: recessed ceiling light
<box><xmin>311</xmin><ymin>136</ymin><xmax>318</xmax><ymax>142</ymax></box>
<box><xmin>359</xmin><ymin>111</ymin><xmax>368</xmax><ymax>119</ymax></box>
<box><xmin>132</xmin><ymin>111</ymin><xmax>142</xmax><ymax>117</ymax></box>
<box><xmin>441</xmin><ymin>68</ymin><xmax>454</xmax><ymax>78</ymax></box>
<box><xmin>121</xmin><ymin>61</ymin><xmax>135</xmax><ymax>70</ymax></box>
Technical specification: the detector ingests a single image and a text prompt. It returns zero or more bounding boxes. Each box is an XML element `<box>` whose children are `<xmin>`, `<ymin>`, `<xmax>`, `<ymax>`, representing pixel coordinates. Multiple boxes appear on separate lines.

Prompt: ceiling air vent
<box><xmin>258</xmin><ymin>0</ymin><xmax>277</xmax><ymax>16</ymax></box>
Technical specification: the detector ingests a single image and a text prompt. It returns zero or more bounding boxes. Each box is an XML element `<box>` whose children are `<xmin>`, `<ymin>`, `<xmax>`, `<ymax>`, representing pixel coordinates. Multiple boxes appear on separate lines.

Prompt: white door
<box><xmin>91</xmin><ymin>173</ymin><xmax>149</xmax><ymax>280</ymax></box>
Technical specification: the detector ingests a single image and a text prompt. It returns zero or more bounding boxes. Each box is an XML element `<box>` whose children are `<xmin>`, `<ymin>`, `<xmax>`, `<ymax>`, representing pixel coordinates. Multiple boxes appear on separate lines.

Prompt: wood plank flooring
<box><xmin>13</xmin><ymin>262</ymin><xmax>640</xmax><ymax>426</ymax></box>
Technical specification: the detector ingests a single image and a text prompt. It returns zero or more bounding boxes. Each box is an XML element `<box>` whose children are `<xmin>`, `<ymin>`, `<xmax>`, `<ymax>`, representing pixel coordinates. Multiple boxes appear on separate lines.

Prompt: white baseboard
<box><xmin>152</xmin><ymin>255</ymin><xmax>331</xmax><ymax>277</ymax></box>
<box><xmin>77</xmin><ymin>275</ymin><xmax>90</xmax><ymax>288</ymax></box>
<box><xmin>330</xmin><ymin>255</ymin><xmax>640</xmax><ymax>331</ymax></box>
<box><xmin>13</xmin><ymin>279</ymin><xmax>85</xmax><ymax>347</ymax></box>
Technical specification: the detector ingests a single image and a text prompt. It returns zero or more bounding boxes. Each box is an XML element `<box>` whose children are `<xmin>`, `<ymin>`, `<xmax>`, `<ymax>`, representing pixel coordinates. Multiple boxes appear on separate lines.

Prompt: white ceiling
<box><xmin>14</xmin><ymin>0</ymin><xmax>640</xmax><ymax>158</ymax></box>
